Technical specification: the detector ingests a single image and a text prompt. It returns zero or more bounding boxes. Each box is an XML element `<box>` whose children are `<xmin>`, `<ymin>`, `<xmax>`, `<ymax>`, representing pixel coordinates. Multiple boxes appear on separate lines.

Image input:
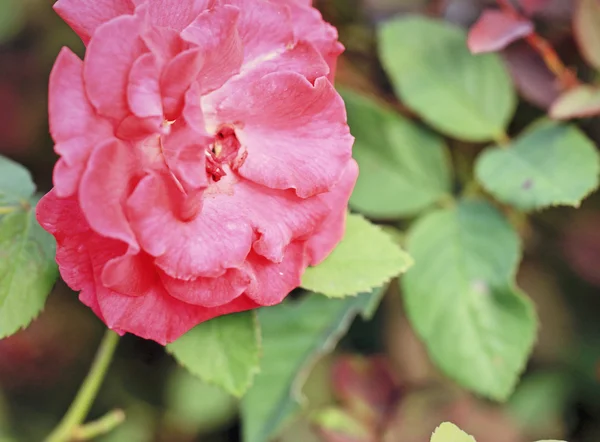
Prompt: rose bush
<box><xmin>37</xmin><ymin>0</ymin><xmax>356</xmax><ymax>344</ymax></box>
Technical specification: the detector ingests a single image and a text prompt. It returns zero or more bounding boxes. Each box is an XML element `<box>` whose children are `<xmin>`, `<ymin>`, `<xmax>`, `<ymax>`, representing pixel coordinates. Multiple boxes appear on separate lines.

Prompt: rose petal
<box><xmin>306</xmin><ymin>159</ymin><xmax>358</xmax><ymax>265</ymax></box>
<box><xmin>79</xmin><ymin>138</ymin><xmax>139</xmax><ymax>249</ymax></box>
<box><xmin>127</xmin><ymin>173</ymin><xmax>254</xmax><ymax>279</ymax></box>
<box><xmin>133</xmin><ymin>0</ymin><xmax>213</xmax><ymax>31</ymax></box>
<box><xmin>160</xmin><ymin>267</ymin><xmax>250</xmax><ymax>307</ymax></box>
<box><xmin>160</xmin><ymin>48</ymin><xmax>204</xmax><ymax>119</ymax></box>
<box><xmin>282</xmin><ymin>0</ymin><xmax>344</xmax><ymax>79</ymax></box>
<box><xmin>181</xmin><ymin>5</ymin><xmax>243</xmax><ymax>94</ymax></box>
<box><xmin>53</xmin><ymin>0</ymin><xmax>134</xmax><ymax>44</ymax></box>
<box><xmin>128</xmin><ymin>52</ymin><xmax>162</xmax><ymax>118</ymax></box>
<box><xmin>205</xmin><ymin>73</ymin><xmax>353</xmax><ymax>197</ymax></box>
<box><xmin>222</xmin><ymin>0</ymin><xmax>294</xmax><ymax>64</ymax></box>
<box><xmin>83</xmin><ymin>13</ymin><xmax>147</xmax><ymax>121</ymax></box>
<box><xmin>96</xmin><ymin>285</ymin><xmax>259</xmax><ymax>344</ymax></box>
<box><xmin>244</xmin><ymin>241</ymin><xmax>307</xmax><ymax>305</ymax></box>
<box><xmin>101</xmin><ymin>252</ymin><xmax>155</xmax><ymax>296</ymax></box>
<box><xmin>49</xmin><ymin>48</ymin><xmax>113</xmax><ymax>196</ymax></box>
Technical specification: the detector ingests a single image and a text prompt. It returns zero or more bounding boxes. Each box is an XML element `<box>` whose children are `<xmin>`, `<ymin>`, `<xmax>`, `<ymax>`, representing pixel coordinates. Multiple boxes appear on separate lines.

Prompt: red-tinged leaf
<box><xmin>502</xmin><ymin>42</ymin><xmax>560</xmax><ymax>109</ymax></box>
<box><xmin>312</xmin><ymin>407</ymin><xmax>375</xmax><ymax>442</ymax></box>
<box><xmin>574</xmin><ymin>0</ymin><xmax>600</xmax><ymax>70</ymax></box>
<box><xmin>331</xmin><ymin>355</ymin><xmax>399</xmax><ymax>429</ymax></box>
<box><xmin>550</xmin><ymin>85</ymin><xmax>600</xmax><ymax>119</ymax></box>
<box><xmin>468</xmin><ymin>9</ymin><xmax>534</xmax><ymax>54</ymax></box>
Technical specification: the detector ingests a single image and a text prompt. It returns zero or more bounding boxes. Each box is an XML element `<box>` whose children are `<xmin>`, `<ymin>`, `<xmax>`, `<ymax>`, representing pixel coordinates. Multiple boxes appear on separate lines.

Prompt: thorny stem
<box><xmin>44</xmin><ymin>330</ymin><xmax>120</xmax><ymax>442</ymax></box>
<box><xmin>496</xmin><ymin>0</ymin><xmax>580</xmax><ymax>90</ymax></box>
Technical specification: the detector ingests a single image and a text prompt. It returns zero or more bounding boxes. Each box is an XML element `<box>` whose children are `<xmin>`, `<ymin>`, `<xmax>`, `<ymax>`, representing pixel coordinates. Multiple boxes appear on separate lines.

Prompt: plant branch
<box><xmin>44</xmin><ymin>330</ymin><xmax>120</xmax><ymax>442</ymax></box>
<box><xmin>72</xmin><ymin>409</ymin><xmax>125</xmax><ymax>441</ymax></box>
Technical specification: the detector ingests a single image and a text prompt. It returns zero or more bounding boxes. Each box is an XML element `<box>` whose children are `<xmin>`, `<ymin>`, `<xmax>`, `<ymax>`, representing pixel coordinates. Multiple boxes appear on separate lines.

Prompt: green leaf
<box><xmin>341</xmin><ymin>89</ymin><xmax>452</xmax><ymax>218</ymax></box>
<box><xmin>165</xmin><ymin>368</ymin><xmax>237</xmax><ymax>435</ymax></box>
<box><xmin>241</xmin><ymin>288</ymin><xmax>385</xmax><ymax>442</ymax></box>
<box><xmin>0</xmin><ymin>156</ymin><xmax>36</xmax><ymax>204</ymax></box>
<box><xmin>574</xmin><ymin>0</ymin><xmax>600</xmax><ymax>70</ymax></box>
<box><xmin>0</xmin><ymin>155</ymin><xmax>58</xmax><ymax>339</ymax></box>
<box><xmin>378</xmin><ymin>16</ymin><xmax>515</xmax><ymax>141</ymax></box>
<box><xmin>401</xmin><ymin>201</ymin><xmax>537</xmax><ymax>400</ymax></box>
<box><xmin>0</xmin><ymin>203</ymin><xmax>58</xmax><ymax>338</ymax></box>
<box><xmin>430</xmin><ymin>422</ymin><xmax>476</xmax><ymax>442</ymax></box>
<box><xmin>475</xmin><ymin>121</ymin><xmax>600</xmax><ymax>210</ymax></box>
<box><xmin>167</xmin><ymin>311</ymin><xmax>260</xmax><ymax>398</ymax></box>
<box><xmin>550</xmin><ymin>85</ymin><xmax>600</xmax><ymax>119</ymax></box>
<box><xmin>301</xmin><ymin>214</ymin><xmax>412</xmax><ymax>297</ymax></box>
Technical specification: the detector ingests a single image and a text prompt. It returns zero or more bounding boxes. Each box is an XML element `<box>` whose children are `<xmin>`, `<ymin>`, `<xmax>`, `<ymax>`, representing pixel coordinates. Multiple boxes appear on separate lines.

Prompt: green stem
<box><xmin>44</xmin><ymin>330</ymin><xmax>120</xmax><ymax>442</ymax></box>
<box><xmin>71</xmin><ymin>409</ymin><xmax>125</xmax><ymax>441</ymax></box>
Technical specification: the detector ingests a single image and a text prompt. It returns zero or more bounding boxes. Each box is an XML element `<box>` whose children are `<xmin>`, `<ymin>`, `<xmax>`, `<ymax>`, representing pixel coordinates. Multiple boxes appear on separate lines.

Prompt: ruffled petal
<box><xmin>101</xmin><ymin>252</ymin><xmax>155</xmax><ymax>296</ymax></box>
<box><xmin>127</xmin><ymin>173</ymin><xmax>254</xmax><ymax>279</ymax></box>
<box><xmin>127</xmin><ymin>52</ymin><xmax>162</xmax><ymax>119</ymax></box>
<box><xmin>133</xmin><ymin>0</ymin><xmax>213</xmax><ymax>31</ymax></box>
<box><xmin>229</xmin><ymin>179</ymin><xmax>329</xmax><ymax>262</ymax></box>
<box><xmin>96</xmin><ymin>285</ymin><xmax>259</xmax><ymax>344</ymax></box>
<box><xmin>83</xmin><ymin>13</ymin><xmax>147</xmax><ymax>121</ymax></box>
<box><xmin>160</xmin><ymin>48</ymin><xmax>204</xmax><ymax>119</ymax></box>
<box><xmin>283</xmin><ymin>0</ymin><xmax>344</xmax><ymax>79</ymax></box>
<box><xmin>204</xmin><ymin>73</ymin><xmax>353</xmax><ymax>197</ymax></box>
<box><xmin>160</xmin><ymin>267</ymin><xmax>250</xmax><ymax>307</ymax></box>
<box><xmin>222</xmin><ymin>0</ymin><xmax>294</xmax><ymax>64</ymax></box>
<box><xmin>181</xmin><ymin>5</ymin><xmax>243</xmax><ymax>95</ymax></box>
<box><xmin>307</xmin><ymin>159</ymin><xmax>358</xmax><ymax>265</ymax></box>
<box><xmin>53</xmin><ymin>0</ymin><xmax>134</xmax><ymax>44</ymax></box>
<box><xmin>244</xmin><ymin>241</ymin><xmax>307</xmax><ymax>305</ymax></box>
<box><xmin>49</xmin><ymin>48</ymin><xmax>113</xmax><ymax>197</ymax></box>
<box><xmin>79</xmin><ymin>138</ymin><xmax>139</xmax><ymax>249</ymax></box>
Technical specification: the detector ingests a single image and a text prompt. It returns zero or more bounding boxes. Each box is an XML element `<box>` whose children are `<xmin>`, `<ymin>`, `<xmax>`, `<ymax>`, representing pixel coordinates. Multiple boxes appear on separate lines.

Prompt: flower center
<box><xmin>205</xmin><ymin>125</ymin><xmax>247</xmax><ymax>182</ymax></box>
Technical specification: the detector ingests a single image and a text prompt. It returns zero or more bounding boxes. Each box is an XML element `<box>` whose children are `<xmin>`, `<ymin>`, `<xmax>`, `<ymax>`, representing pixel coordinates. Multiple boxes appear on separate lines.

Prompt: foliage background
<box><xmin>0</xmin><ymin>0</ymin><xmax>599</xmax><ymax>441</ymax></box>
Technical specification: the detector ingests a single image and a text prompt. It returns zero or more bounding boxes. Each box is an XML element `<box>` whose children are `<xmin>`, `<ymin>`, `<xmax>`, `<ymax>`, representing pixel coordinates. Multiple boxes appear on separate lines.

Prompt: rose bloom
<box><xmin>37</xmin><ymin>0</ymin><xmax>357</xmax><ymax>344</ymax></box>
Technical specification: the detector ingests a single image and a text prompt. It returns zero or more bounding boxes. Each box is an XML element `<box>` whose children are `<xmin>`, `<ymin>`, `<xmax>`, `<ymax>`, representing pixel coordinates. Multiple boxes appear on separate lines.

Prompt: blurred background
<box><xmin>0</xmin><ymin>0</ymin><xmax>599</xmax><ymax>441</ymax></box>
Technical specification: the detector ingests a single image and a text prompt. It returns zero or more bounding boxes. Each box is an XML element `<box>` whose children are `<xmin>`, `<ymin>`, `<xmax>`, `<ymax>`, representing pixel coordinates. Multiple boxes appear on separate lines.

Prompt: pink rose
<box><xmin>37</xmin><ymin>0</ymin><xmax>356</xmax><ymax>344</ymax></box>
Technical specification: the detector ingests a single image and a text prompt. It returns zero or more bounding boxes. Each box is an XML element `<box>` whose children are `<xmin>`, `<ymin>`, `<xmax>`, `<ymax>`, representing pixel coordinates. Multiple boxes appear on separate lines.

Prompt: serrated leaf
<box><xmin>378</xmin><ymin>16</ymin><xmax>515</xmax><ymax>142</ymax></box>
<box><xmin>430</xmin><ymin>422</ymin><xmax>476</xmax><ymax>442</ymax></box>
<box><xmin>0</xmin><ymin>203</ymin><xmax>58</xmax><ymax>338</ymax></box>
<box><xmin>0</xmin><ymin>154</ymin><xmax>58</xmax><ymax>339</ymax></box>
<box><xmin>342</xmin><ymin>89</ymin><xmax>452</xmax><ymax>218</ymax></box>
<box><xmin>550</xmin><ymin>85</ymin><xmax>600</xmax><ymax>119</ymax></box>
<box><xmin>475</xmin><ymin>121</ymin><xmax>600</xmax><ymax>210</ymax></box>
<box><xmin>241</xmin><ymin>288</ymin><xmax>385</xmax><ymax>442</ymax></box>
<box><xmin>301</xmin><ymin>214</ymin><xmax>412</xmax><ymax>297</ymax></box>
<box><xmin>167</xmin><ymin>311</ymin><xmax>260</xmax><ymax>398</ymax></box>
<box><xmin>401</xmin><ymin>201</ymin><xmax>537</xmax><ymax>400</ymax></box>
<box><xmin>574</xmin><ymin>0</ymin><xmax>600</xmax><ymax>70</ymax></box>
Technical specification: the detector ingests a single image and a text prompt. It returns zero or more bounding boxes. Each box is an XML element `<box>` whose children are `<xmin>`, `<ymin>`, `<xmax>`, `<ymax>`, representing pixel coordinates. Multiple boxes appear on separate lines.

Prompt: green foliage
<box><xmin>341</xmin><ymin>89</ymin><xmax>452</xmax><ymax>218</ymax></box>
<box><xmin>430</xmin><ymin>422</ymin><xmax>475</xmax><ymax>442</ymax></box>
<box><xmin>475</xmin><ymin>122</ymin><xmax>600</xmax><ymax>210</ymax></box>
<box><xmin>378</xmin><ymin>16</ymin><xmax>515</xmax><ymax>142</ymax></box>
<box><xmin>241</xmin><ymin>288</ymin><xmax>385</xmax><ymax>442</ymax></box>
<box><xmin>165</xmin><ymin>368</ymin><xmax>237</xmax><ymax>435</ymax></box>
<box><xmin>430</xmin><ymin>422</ymin><xmax>567</xmax><ymax>442</ymax></box>
<box><xmin>0</xmin><ymin>156</ymin><xmax>58</xmax><ymax>339</ymax></box>
<box><xmin>550</xmin><ymin>85</ymin><xmax>600</xmax><ymax>119</ymax></box>
<box><xmin>166</xmin><ymin>311</ymin><xmax>260</xmax><ymax>398</ymax></box>
<box><xmin>401</xmin><ymin>201</ymin><xmax>537</xmax><ymax>400</ymax></box>
<box><xmin>301</xmin><ymin>214</ymin><xmax>412</xmax><ymax>297</ymax></box>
